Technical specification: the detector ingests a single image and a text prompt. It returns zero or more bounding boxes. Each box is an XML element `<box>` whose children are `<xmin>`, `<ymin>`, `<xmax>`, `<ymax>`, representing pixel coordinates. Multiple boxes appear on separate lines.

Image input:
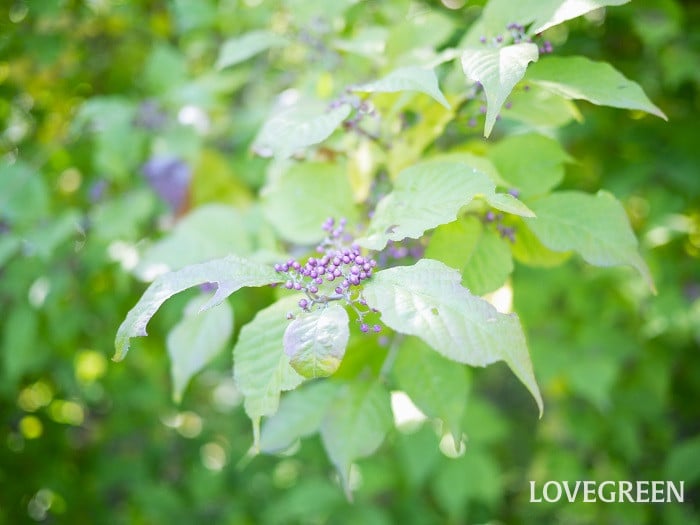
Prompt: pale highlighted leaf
<box><xmin>284</xmin><ymin>304</ymin><xmax>350</xmax><ymax>379</ymax></box>
<box><xmin>393</xmin><ymin>336</ymin><xmax>470</xmax><ymax>441</ymax></box>
<box><xmin>468</xmin><ymin>0</ymin><xmax>630</xmax><ymax>42</ymax></box>
<box><xmin>216</xmin><ymin>30</ymin><xmax>288</xmax><ymax>70</ymax></box>
<box><xmin>362</xmin><ymin>259</ymin><xmax>543</xmax><ymax>416</ymax></box>
<box><xmin>260</xmin><ymin>380</ymin><xmax>340</xmax><ymax>453</ymax></box>
<box><xmin>356</xmin><ymin>161</ymin><xmax>534</xmax><ymax>251</ymax></box>
<box><xmin>525</xmin><ymin>190</ymin><xmax>655</xmax><ymax>290</ymax></box>
<box><xmin>320</xmin><ymin>380</ymin><xmax>392</xmax><ymax>495</ymax></box>
<box><xmin>352</xmin><ymin>66</ymin><xmax>451</xmax><ymax>109</ymax></box>
<box><xmin>526</xmin><ymin>56</ymin><xmax>667</xmax><ymax>120</ymax></box>
<box><xmin>233</xmin><ymin>296</ymin><xmax>305</xmax><ymax>428</ymax></box>
<box><xmin>167</xmin><ymin>295</ymin><xmax>233</xmax><ymax>403</ymax></box>
<box><xmin>252</xmin><ymin>103</ymin><xmax>351</xmax><ymax>159</ymax></box>
<box><xmin>114</xmin><ymin>255</ymin><xmax>279</xmax><ymax>361</ymax></box>
<box><xmin>461</xmin><ymin>43</ymin><xmax>539</xmax><ymax>137</ymax></box>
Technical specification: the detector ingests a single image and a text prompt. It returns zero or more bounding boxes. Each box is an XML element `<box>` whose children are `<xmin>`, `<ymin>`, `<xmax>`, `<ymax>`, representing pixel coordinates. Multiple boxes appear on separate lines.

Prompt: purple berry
<box><xmin>360</xmin><ymin>323</ymin><xmax>369</xmax><ymax>333</ymax></box>
<box><xmin>309</xmin><ymin>285</ymin><xmax>318</xmax><ymax>294</ymax></box>
<box><xmin>293</xmin><ymin>282</ymin><xmax>302</xmax><ymax>290</ymax></box>
<box><xmin>373</xmin><ymin>324</ymin><xmax>381</xmax><ymax>333</ymax></box>
<box><xmin>285</xmin><ymin>280</ymin><xmax>293</xmax><ymax>289</ymax></box>
<box><xmin>335</xmin><ymin>286</ymin><xmax>343</xmax><ymax>294</ymax></box>
<box><xmin>299</xmin><ymin>299</ymin><xmax>308</xmax><ymax>309</ymax></box>
<box><xmin>314</xmin><ymin>277</ymin><xmax>323</xmax><ymax>285</ymax></box>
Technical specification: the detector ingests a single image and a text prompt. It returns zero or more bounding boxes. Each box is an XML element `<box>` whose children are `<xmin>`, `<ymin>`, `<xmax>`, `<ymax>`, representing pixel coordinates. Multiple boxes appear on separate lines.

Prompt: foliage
<box><xmin>1</xmin><ymin>0</ymin><xmax>699</xmax><ymax>524</ymax></box>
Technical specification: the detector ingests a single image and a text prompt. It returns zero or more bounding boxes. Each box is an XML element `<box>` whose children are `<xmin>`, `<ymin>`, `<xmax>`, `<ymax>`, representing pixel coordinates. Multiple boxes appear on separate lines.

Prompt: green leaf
<box><xmin>233</xmin><ymin>296</ymin><xmax>305</xmax><ymax>429</ymax></box>
<box><xmin>488</xmin><ymin>133</ymin><xmax>573</xmax><ymax>197</ymax></box>
<box><xmin>525</xmin><ymin>190</ymin><xmax>654</xmax><ymax>290</ymax></box>
<box><xmin>504</xmin><ymin>84</ymin><xmax>582</xmax><ymax>128</ymax></box>
<box><xmin>526</xmin><ymin>56</ymin><xmax>667</xmax><ymax>119</ymax></box>
<box><xmin>284</xmin><ymin>304</ymin><xmax>350</xmax><ymax>379</ymax></box>
<box><xmin>362</xmin><ymin>259</ymin><xmax>543</xmax><ymax>416</ymax></box>
<box><xmin>510</xmin><ymin>218</ymin><xmax>572</xmax><ymax>267</ymax></box>
<box><xmin>461</xmin><ymin>43</ymin><xmax>539</xmax><ymax>137</ymax></box>
<box><xmin>216</xmin><ymin>30</ymin><xmax>288</xmax><ymax>70</ymax></box>
<box><xmin>114</xmin><ymin>255</ymin><xmax>279</xmax><ymax>361</ymax></box>
<box><xmin>352</xmin><ymin>66</ymin><xmax>451</xmax><ymax>109</ymax></box>
<box><xmin>320</xmin><ymin>380</ymin><xmax>392</xmax><ymax>494</ymax></box>
<box><xmin>134</xmin><ymin>205</ymin><xmax>254</xmax><ymax>281</ymax></box>
<box><xmin>393</xmin><ymin>337</ymin><xmax>470</xmax><ymax>440</ymax></box>
<box><xmin>473</xmin><ymin>0</ymin><xmax>630</xmax><ymax>38</ymax></box>
<box><xmin>261</xmin><ymin>162</ymin><xmax>359</xmax><ymax>244</ymax></box>
<box><xmin>357</xmin><ymin>161</ymin><xmax>534</xmax><ymax>251</ymax></box>
<box><xmin>167</xmin><ymin>295</ymin><xmax>233</xmax><ymax>403</ymax></box>
<box><xmin>252</xmin><ymin>103</ymin><xmax>351</xmax><ymax>159</ymax></box>
<box><xmin>426</xmin><ymin>217</ymin><xmax>514</xmax><ymax>296</ymax></box>
<box><xmin>260</xmin><ymin>380</ymin><xmax>340</xmax><ymax>453</ymax></box>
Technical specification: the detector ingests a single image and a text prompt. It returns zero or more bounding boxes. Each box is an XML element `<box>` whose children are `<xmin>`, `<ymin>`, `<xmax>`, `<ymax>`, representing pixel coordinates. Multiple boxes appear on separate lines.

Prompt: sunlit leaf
<box><xmin>525</xmin><ymin>190</ymin><xmax>655</xmax><ymax>290</ymax></box>
<box><xmin>284</xmin><ymin>304</ymin><xmax>349</xmax><ymax>379</ymax></box>
<box><xmin>114</xmin><ymin>255</ymin><xmax>279</xmax><ymax>361</ymax></box>
<box><xmin>363</xmin><ymin>259</ymin><xmax>543</xmax><ymax>416</ymax></box>
<box><xmin>352</xmin><ymin>66</ymin><xmax>451</xmax><ymax>109</ymax></box>
<box><xmin>461</xmin><ymin>43</ymin><xmax>539</xmax><ymax>137</ymax></box>
<box><xmin>252</xmin><ymin>103</ymin><xmax>351</xmax><ymax>159</ymax></box>
<box><xmin>526</xmin><ymin>56</ymin><xmax>667</xmax><ymax>119</ymax></box>
<box><xmin>357</xmin><ymin>161</ymin><xmax>534</xmax><ymax>251</ymax></box>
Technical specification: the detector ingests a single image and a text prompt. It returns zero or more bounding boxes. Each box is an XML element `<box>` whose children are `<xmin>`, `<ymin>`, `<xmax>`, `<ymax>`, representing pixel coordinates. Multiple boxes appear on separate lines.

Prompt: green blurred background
<box><xmin>0</xmin><ymin>1</ymin><xmax>698</xmax><ymax>523</ymax></box>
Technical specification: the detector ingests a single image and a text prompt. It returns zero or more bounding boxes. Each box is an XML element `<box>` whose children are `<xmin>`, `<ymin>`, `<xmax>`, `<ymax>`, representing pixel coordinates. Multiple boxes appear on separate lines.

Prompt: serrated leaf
<box><xmin>393</xmin><ymin>337</ymin><xmax>470</xmax><ymax>440</ymax></box>
<box><xmin>114</xmin><ymin>255</ymin><xmax>278</xmax><ymax>361</ymax></box>
<box><xmin>261</xmin><ymin>162</ymin><xmax>359</xmax><ymax>244</ymax></box>
<box><xmin>260</xmin><ymin>380</ymin><xmax>340</xmax><ymax>453</ymax></box>
<box><xmin>233</xmin><ymin>296</ymin><xmax>305</xmax><ymax>428</ymax></box>
<box><xmin>167</xmin><ymin>295</ymin><xmax>233</xmax><ymax>403</ymax></box>
<box><xmin>525</xmin><ymin>190</ymin><xmax>654</xmax><ymax>290</ymax></box>
<box><xmin>216</xmin><ymin>30</ymin><xmax>288</xmax><ymax>70</ymax></box>
<box><xmin>320</xmin><ymin>381</ymin><xmax>392</xmax><ymax>495</ymax></box>
<box><xmin>488</xmin><ymin>133</ymin><xmax>573</xmax><ymax>197</ymax></box>
<box><xmin>352</xmin><ymin>66</ymin><xmax>451</xmax><ymax>109</ymax></box>
<box><xmin>252</xmin><ymin>103</ymin><xmax>351</xmax><ymax>159</ymax></box>
<box><xmin>461</xmin><ymin>43</ymin><xmax>539</xmax><ymax>137</ymax></box>
<box><xmin>356</xmin><ymin>161</ymin><xmax>533</xmax><ymax>251</ymax></box>
<box><xmin>134</xmin><ymin>204</ymin><xmax>254</xmax><ymax>281</ymax></box>
<box><xmin>526</xmin><ymin>56</ymin><xmax>667</xmax><ymax>119</ymax></box>
<box><xmin>284</xmin><ymin>305</ymin><xmax>350</xmax><ymax>379</ymax></box>
<box><xmin>363</xmin><ymin>259</ymin><xmax>543</xmax><ymax>416</ymax></box>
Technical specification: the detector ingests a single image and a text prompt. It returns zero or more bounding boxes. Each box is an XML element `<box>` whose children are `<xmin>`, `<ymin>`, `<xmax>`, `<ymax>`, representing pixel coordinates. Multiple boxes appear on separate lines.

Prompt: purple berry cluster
<box><xmin>328</xmin><ymin>90</ymin><xmax>383</xmax><ymax>144</ymax></box>
<box><xmin>377</xmin><ymin>239</ymin><xmax>426</xmax><ymax>267</ymax></box>
<box><xmin>274</xmin><ymin>218</ymin><xmax>382</xmax><ymax>333</ymax></box>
